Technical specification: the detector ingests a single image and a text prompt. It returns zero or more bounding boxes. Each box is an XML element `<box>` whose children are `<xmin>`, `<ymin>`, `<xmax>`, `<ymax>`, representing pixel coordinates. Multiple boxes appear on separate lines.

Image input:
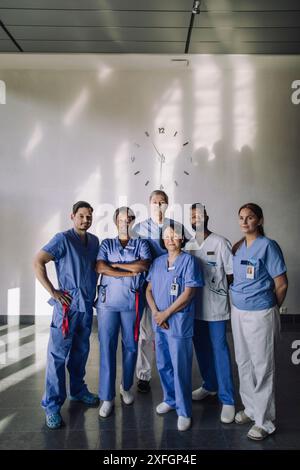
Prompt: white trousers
<box><xmin>136</xmin><ymin>305</ymin><xmax>155</xmax><ymax>381</ymax></box>
<box><xmin>231</xmin><ymin>305</ymin><xmax>280</xmax><ymax>434</ymax></box>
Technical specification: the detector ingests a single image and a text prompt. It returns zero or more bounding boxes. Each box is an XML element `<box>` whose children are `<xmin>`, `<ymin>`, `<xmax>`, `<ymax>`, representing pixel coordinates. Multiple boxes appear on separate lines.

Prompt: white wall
<box><xmin>0</xmin><ymin>54</ymin><xmax>299</xmax><ymax>317</ymax></box>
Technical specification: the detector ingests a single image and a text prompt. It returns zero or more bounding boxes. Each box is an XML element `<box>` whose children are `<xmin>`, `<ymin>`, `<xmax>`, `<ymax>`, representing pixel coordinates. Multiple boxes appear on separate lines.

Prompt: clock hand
<box><xmin>151</xmin><ymin>141</ymin><xmax>163</xmax><ymax>162</ymax></box>
<box><xmin>159</xmin><ymin>156</ymin><xmax>163</xmax><ymax>187</ymax></box>
<box><xmin>150</xmin><ymin>139</ymin><xmax>166</xmax><ymax>187</ymax></box>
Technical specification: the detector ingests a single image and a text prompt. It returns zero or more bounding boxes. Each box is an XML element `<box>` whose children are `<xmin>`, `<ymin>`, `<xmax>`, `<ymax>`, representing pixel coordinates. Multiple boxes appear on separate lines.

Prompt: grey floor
<box><xmin>0</xmin><ymin>321</ymin><xmax>300</xmax><ymax>450</ymax></box>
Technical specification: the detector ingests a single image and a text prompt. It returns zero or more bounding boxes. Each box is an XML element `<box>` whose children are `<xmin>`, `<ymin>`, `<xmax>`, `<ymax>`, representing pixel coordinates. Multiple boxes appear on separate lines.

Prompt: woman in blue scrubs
<box><xmin>95</xmin><ymin>207</ymin><xmax>151</xmax><ymax>418</ymax></box>
<box><xmin>146</xmin><ymin>221</ymin><xmax>204</xmax><ymax>431</ymax></box>
<box><xmin>230</xmin><ymin>203</ymin><xmax>288</xmax><ymax>441</ymax></box>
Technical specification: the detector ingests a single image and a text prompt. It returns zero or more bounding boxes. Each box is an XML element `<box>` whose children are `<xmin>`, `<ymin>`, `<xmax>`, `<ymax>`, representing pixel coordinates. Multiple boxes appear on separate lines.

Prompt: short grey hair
<box><xmin>149</xmin><ymin>190</ymin><xmax>169</xmax><ymax>204</ymax></box>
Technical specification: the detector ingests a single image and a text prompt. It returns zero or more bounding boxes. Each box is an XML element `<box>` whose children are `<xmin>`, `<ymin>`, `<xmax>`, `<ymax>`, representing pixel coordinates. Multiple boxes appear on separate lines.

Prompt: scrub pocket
<box><xmin>168</xmin><ymin>311</ymin><xmax>194</xmax><ymax>338</ymax></box>
<box><xmin>96</xmin><ymin>284</ymin><xmax>137</xmax><ymax>311</ymax></box>
<box><xmin>50</xmin><ymin>302</ymin><xmax>64</xmax><ymax>328</ymax></box>
<box><xmin>50</xmin><ymin>301</ymin><xmax>77</xmax><ymax>329</ymax></box>
<box><xmin>98</xmin><ymin>285</ymin><xmax>107</xmax><ymax>304</ymax></box>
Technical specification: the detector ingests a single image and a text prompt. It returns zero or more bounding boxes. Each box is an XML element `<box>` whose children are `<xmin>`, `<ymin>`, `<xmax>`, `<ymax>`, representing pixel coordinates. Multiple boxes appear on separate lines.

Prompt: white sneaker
<box><xmin>247</xmin><ymin>425</ymin><xmax>274</xmax><ymax>441</ymax></box>
<box><xmin>220</xmin><ymin>404</ymin><xmax>235</xmax><ymax>424</ymax></box>
<box><xmin>99</xmin><ymin>400</ymin><xmax>114</xmax><ymax>418</ymax></box>
<box><xmin>235</xmin><ymin>410</ymin><xmax>252</xmax><ymax>425</ymax></box>
<box><xmin>192</xmin><ymin>387</ymin><xmax>217</xmax><ymax>401</ymax></box>
<box><xmin>120</xmin><ymin>384</ymin><xmax>134</xmax><ymax>405</ymax></box>
<box><xmin>177</xmin><ymin>416</ymin><xmax>192</xmax><ymax>431</ymax></box>
<box><xmin>156</xmin><ymin>402</ymin><xmax>175</xmax><ymax>415</ymax></box>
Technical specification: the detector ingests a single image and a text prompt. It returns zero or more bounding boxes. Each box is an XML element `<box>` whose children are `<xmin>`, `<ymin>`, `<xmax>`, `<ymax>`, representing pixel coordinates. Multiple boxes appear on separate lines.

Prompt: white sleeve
<box><xmin>221</xmin><ymin>239</ymin><xmax>233</xmax><ymax>275</ymax></box>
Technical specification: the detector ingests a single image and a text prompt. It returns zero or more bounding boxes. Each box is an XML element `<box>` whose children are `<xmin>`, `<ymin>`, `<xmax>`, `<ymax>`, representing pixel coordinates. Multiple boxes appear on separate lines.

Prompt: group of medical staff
<box><xmin>34</xmin><ymin>191</ymin><xmax>288</xmax><ymax>440</ymax></box>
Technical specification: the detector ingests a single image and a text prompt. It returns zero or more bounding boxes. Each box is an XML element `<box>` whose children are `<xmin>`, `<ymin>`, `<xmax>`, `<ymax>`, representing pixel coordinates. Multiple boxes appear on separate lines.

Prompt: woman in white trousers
<box><xmin>230</xmin><ymin>203</ymin><xmax>288</xmax><ymax>441</ymax></box>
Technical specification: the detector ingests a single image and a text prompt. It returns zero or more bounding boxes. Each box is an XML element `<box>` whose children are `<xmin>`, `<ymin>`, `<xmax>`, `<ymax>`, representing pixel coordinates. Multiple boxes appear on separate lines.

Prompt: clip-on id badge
<box><xmin>246</xmin><ymin>264</ymin><xmax>255</xmax><ymax>279</ymax></box>
<box><xmin>170</xmin><ymin>276</ymin><xmax>179</xmax><ymax>296</ymax></box>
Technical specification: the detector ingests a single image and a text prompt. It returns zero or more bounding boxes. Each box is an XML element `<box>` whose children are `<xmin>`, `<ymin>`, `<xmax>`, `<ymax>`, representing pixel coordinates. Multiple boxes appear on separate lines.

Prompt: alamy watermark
<box><xmin>291</xmin><ymin>340</ymin><xmax>300</xmax><ymax>365</ymax></box>
<box><xmin>291</xmin><ymin>80</ymin><xmax>300</xmax><ymax>105</ymax></box>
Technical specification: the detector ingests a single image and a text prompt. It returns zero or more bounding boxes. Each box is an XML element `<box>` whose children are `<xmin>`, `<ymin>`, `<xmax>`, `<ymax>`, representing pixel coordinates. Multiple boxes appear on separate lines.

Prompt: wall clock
<box><xmin>130</xmin><ymin>127</ymin><xmax>194</xmax><ymax>189</ymax></box>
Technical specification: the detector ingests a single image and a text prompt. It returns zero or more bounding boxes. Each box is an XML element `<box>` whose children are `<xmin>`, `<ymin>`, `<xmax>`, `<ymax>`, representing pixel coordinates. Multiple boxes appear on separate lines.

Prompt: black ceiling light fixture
<box><xmin>0</xmin><ymin>17</ymin><xmax>23</xmax><ymax>52</ymax></box>
<box><xmin>185</xmin><ymin>0</ymin><xmax>202</xmax><ymax>54</ymax></box>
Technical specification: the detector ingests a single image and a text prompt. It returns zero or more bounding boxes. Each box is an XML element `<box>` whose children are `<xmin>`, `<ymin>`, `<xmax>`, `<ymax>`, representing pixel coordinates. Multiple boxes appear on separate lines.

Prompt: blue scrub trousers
<box><xmin>155</xmin><ymin>328</ymin><xmax>193</xmax><ymax>418</ymax></box>
<box><xmin>97</xmin><ymin>308</ymin><xmax>139</xmax><ymax>401</ymax></box>
<box><xmin>42</xmin><ymin>305</ymin><xmax>93</xmax><ymax>415</ymax></box>
<box><xmin>193</xmin><ymin>319</ymin><xmax>235</xmax><ymax>405</ymax></box>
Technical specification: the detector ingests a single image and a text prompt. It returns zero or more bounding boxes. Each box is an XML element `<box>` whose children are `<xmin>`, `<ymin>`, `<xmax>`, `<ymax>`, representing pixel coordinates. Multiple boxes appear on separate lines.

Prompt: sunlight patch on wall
<box><xmin>23</xmin><ymin>123</ymin><xmax>43</xmax><ymax>160</ymax></box>
<box><xmin>192</xmin><ymin>56</ymin><xmax>222</xmax><ymax>162</ymax></box>
<box><xmin>98</xmin><ymin>65</ymin><xmax>113</xmax><ymax>81</ymax></box>
<box><xmin>233</xmin><ymin>57</ymin><xmax>256</xmax><ymax>151</ymax></box>
<box><xmin>114</xmin><ymin>141</ymin><xmax>130</xmax><ymax>203</ymax></box>
<box><xmin>153</xmin><ymin>80</ymin><xmax>182</xmax><ymax>198</ymax></box>
<box><xmin>74</xmin><ymin>166</ymin><xmax>101</xmax><ymax>204</ymax></box>
<box><xmin>7</xmin><ymin>288</ymin><xmax>20</xmax><ymax>318</ymax></box>
<box><xmin>63</xmin><ymin>88</ymin><xmax>90</xmax><ymax>127</ymax></box>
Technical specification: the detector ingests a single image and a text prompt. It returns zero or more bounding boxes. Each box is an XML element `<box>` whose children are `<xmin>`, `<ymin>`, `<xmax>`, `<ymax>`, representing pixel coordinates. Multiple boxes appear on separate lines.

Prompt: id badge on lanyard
<box><xmin>170</xmin><ymin>276</ymin><xmax>179</xmax><ymax>296</ymax></box>
<box><xmin>241</xmin><ymin>259</ymin><xmax>255</xmax><ymax>280</ymax></box>
<box><xmin>246</xmin><ymin>264</ymin><xmax>255</xmax><ymax>279</ymax></box>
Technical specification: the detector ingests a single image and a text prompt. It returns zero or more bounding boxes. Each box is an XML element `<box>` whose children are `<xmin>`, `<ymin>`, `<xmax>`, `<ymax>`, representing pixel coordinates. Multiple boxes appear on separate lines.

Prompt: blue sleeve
<box><xmin>264</xmin><ymin>240</ymin><xmax>287</xmax><ymax>278</ymax></box>
<box><xmin>184</xmin><ymin>255</ymin><xmax>205</xmax><ymax>288</ymax></box>
<box><xmin>131</xmin><ymin>223</ymin><xmax>141</xmax><ymax>238</ymax></box>
<box><xmin>146</xmin><ymin>260</ymin><xmax>157</xmax><ymax>283</ymax></box>
<box><xmin>139</xmin><ymin>240</ymin><xmax>152</xmax><ymax>261</ymax></box>
<box><xmin>42</xmin><ymin>233</ymin><xmax>65</xmax><ymax>261</ymax></box>
<box><xmin>97</xmin><ymin>239</ymin><xmax>110</xmax><ymax>262</ymax></box>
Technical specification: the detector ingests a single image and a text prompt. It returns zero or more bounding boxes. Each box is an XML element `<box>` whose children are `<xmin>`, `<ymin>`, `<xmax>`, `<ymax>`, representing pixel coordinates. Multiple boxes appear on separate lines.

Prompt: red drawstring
<box><xmin>61</xmin><ymin>291</ymin><xmax>70</xmax><ymax>338</ymax></box>
<box><xmin>134</xmin><ymin>291</ymin><xmax>140</xmax><ymax>342</ymax></box>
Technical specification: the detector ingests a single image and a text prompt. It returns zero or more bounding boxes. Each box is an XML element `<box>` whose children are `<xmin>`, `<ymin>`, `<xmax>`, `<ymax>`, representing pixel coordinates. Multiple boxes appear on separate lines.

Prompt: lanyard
<box><xmin>61</xmin><ymin>291</ymin><xmax>71</xmax><ymax>338</ymax></box>
<box><xmin>134</xmin><ymin>291</ymin><xmax>140</xmax><ymax>342</ymax></box>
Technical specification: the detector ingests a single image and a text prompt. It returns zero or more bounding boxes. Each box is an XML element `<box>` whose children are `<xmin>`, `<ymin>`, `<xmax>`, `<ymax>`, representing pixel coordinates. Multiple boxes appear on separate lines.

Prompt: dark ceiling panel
<box><xmin>8</xmin><ymin>25</ymin><xmax>188</xmax><ymax>42</ymax></box>
<box><xmin>0</xmin><ymin>25</ymin><xmax>7</xmax><ymax>38</ymax></box>
<box><xmin>0</xmin><ymin>39</ymin><xmax>18</xmax><ymax>51</ymax></box>
<box><xmin>0</xmin><ymin>1</ymin><xmax>300</xmax><ymax>54</ymax></box>
<box><xmin>0</xmin><ymin>10</ymin><xmax>191</xmax><ymax>27</ymax></box>
<box><xmin>195</xmin><ymin>12</ymin><xmax>300</xmax><ymax>28</ymax></box>
<box><xmin>205</xmin><ymin>0</ymin><xmax>300</xmax><ymax>11</ymax></box>
<box><xmin>0</xmin><ymin>1</ymin><xmax>194</xmax><ymax>11</ymax></box>
<box><xmin>16</xmin><ymin>39</ymin><xmax>186</xmax><ymax>53</ymax></box>
<box><xmin>1</xmin><ymin>10</ymin><xmax>300</xmax><ymax>28</ymax></box>
<box><xmin>191</xmin><ymin>41</ymin><xmax>300</xmax><ymax>54</ymax></box>
<box><xmin>0</xmin><ymin>0</ymin><xmax>299</xmax><ymax>11</ymax></box>
<box><xmin>9</xmin><ymin>24</ymin><xmax>300</xmax><ymax>44</ymax></box>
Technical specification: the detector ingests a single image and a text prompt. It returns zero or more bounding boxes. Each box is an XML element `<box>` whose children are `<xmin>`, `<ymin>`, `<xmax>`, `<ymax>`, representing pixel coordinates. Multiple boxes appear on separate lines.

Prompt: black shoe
<box><xmin>137</xmin><ymin>379</ymin><xmax>151</xmax><ymax>393</ymax></box>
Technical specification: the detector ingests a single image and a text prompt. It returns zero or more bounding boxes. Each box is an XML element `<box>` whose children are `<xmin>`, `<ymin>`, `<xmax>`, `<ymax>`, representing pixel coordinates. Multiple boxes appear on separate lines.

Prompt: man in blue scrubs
<box><xmin>134</xmin><ymin>190</ymin><xmax>190</xmax><ymax>393</ymax></box>
<box><xmin>34</xmin><ymin>201</ymin><xmax>99</xmax><ymax>429</ymax></box>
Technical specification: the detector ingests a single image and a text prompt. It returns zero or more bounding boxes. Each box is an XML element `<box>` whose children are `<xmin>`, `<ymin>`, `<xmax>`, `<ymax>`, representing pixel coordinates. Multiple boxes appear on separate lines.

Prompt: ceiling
<box><xmin>0</xmin><ymin>0</ymin><xmax>300</xmax><ymax>54</ymax></box>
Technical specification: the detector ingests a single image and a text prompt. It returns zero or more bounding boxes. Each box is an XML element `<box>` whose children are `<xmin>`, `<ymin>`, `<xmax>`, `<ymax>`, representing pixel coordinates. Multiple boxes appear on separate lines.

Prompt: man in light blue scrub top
<box><xmin>34</xmin><ymin>201</ymin><xmax>100</xmax><ymax>430</ymax></box>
